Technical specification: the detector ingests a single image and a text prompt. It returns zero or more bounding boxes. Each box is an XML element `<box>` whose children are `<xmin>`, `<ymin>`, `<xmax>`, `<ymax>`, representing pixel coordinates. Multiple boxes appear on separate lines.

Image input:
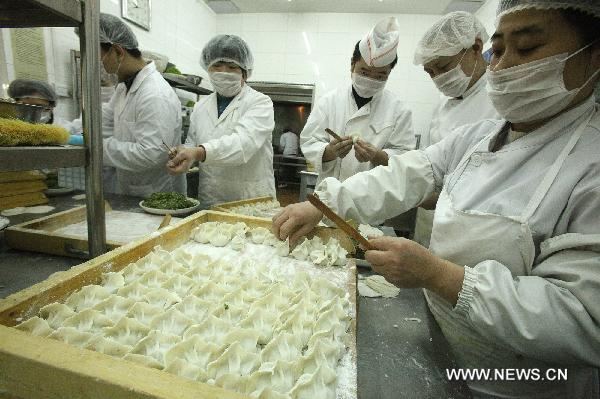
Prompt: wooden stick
<box><xmin>158</xmin><ymin>214</ymin><xmax>172</xmax><ymax>230</ymax></box>
<box><xmin>325</xmin><ymin>128</ymin><xmax>343</xmax><ymax>141</ymax></box>
<box><xmin>307</xmin><ymin>193</ymin><xmax>374</xmax><ymax>250</ymax></box>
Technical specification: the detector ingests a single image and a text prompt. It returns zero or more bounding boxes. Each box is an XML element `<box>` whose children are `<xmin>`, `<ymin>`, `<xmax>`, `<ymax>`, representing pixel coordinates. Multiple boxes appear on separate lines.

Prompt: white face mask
<box><xmin>486</xmin><ymin>41</ymin><xmax>600</xmax><ymax>123</ymax></box>
<box><xmin>209</xmin><ymin>71</ymin><xmax>243</xmax><ymax>97</ymax></box>
<box><xmin>351</xmin><ymin>73</ymin><xmax>386</xmax><ymax>98</ymax></box>
<box><xmin>432</xmin><ymin>50</ymin><xmax>475</xmax><ymax>98</ymax></box>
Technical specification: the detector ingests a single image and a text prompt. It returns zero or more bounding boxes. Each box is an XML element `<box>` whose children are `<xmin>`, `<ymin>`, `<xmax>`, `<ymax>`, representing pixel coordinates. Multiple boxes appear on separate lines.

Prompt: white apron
<box><xmin>426</xmin><ymin>114</ymin><xmax>594</xmax><ymax>398</ymax></box>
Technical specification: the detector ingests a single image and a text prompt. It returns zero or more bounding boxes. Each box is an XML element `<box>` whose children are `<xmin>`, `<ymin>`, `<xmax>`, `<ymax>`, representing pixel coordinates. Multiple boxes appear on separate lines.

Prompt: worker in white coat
<box><xmin>98</xmin><ymin>13</ymin><xmax>185</xmax><ymax>197</ymax></box>
<box><xmin>412</xmin><ymin>12</ymin><xmax>500</xmax><ymax>248</ymax></box>
<box><xmin>274</xmin><ymin>1</ymin><xmax>600</xmax><ymax>397</ymax></box>
<box><xmin>167</xmin><ymin>35</ymin><xmax>275</xmax><ymax>208</ymax></box>
<box><xmin>300</xmin><ymin>17</ymin><xmax>414</xmax><ymax>185</ymax></box>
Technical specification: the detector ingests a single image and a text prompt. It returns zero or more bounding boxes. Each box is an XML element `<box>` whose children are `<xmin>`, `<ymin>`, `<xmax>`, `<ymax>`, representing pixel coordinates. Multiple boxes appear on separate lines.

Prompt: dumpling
<box><xmin>93</xmin><ymin>295</ymin><xmax>135</xmax><ymax>322</ymax></box>
<box><xmin>302</xmin><ymin>336</ymin><xmax>344</xmax><ymax>372</ymax></box>
<box><xmin>191</xmin><ymin>281</ymin><xmax>228</xmax><ymax>303</ymax></box>
<box><xmin>240</xmin><ymin>308</ymin><xmax>278</xmax><ymax>345</ymax></box>
<box><xmin>272</xmin><ymin>239</ymin><xmax>290</xmax><ymax>257</ymax></box>
<box><xmin>274</xmin><ymin>309</ymin><xmax>313</xmax><ymax>346</ymax></box>
<box><xmin>221</xmin><ymin>328</ymin><xmax>260</xmax><ymax>353</ymax></box>
<box><xmin>62</xmin><ymin>309</ymin><xmax>114</xmax><ymax>333</ymax></box>
<box><xmin>247</xmin><ymin>360</ymin><xmax>301</xmax><ymax>395</ymax></box>
<box><xmin>206</xmin><ymin>342</ymin><xmax>260</xmax><ymax>379</ymax></box>
<box><xmin>116</xmin><ymin>281</ymin><xmax>151</xmax><ymax>302</ymax></box>
<box><xmin>14</xmin><ymin>316</ymin><xmax>53</xmax><ymax>337</ymax></box>
<box><xmin>159</xmin><ymin>259</ymin><xmax>188</xmax><ymax>276</ymax></box>
<box><xmin>136</xmin><ymin>270</ymin><xmax>169</xmax><ymax>290</ymax></box>
<box><xmin>260</xmin><ymin>332</ymin><xmax>302</xmax><ymax>363</ymax></box>
<box><xmin>149</xmin><ymin>308</ymin><xmax>193</xmax><ymax>337</ymax></box>
<box><xmin>143</xmin><ymin>288</ymin><xmax>181</xmax><ymax>309</ymax></box>
<box><xmin>123</xmin><ymin>353</ymin><xmax>163</xmax><ymax>369</ymax></box>
<box><xmin>222</xmin><ymin>290</ymin><xmax>249</xmax><ymax>310</ymax></box>
<box><xmin>64</xmin><ymin>285</ymin><xmax>111</xmax><ymax>311</ymax></box>
<box><xmin>309</xmin><ymin>249</ymin><xmax>328</xmax><ymax>266</ymax></box>
<box><xmin>101</xmin><ymin>272</ymin><xmax>125</xmax><ymax>293</ymax></box>
<box><xmin>325</xmin><ymin>239</ymin><xmax>348</xmax><ymax>267</ymax></box>
<box><xmin>48</xmin><ymin>327</ymin><xmax>95</xmax><ymax>348</ymax></box>
<box><xmin>240</xmin><ymin>278</ymin><xmax>269</xmax><ymax>302</ymax></box>
<box><xmin>174</xmin><ymin>295</ymin><xmax>214</xmax><ymax>323</ymax></box>
<box><xmin>313</xmin><ymin>307</ymin><xmax>349</xmax><ymax>337</ymax></box>
<box><xmin>252</xmin><ymin>387</ymin><xmax>292</xmax><ymax>399</ymax></box>
<box><xmin>86</xmin><ymin>335</ymin><xmax>132</xmax><ymax>357</ymax></box>
<box><xmin>214</xmin><ymin>373</ymin><xmax>249</xmax><ymax>394</ymax></box>
<box><xmin>103</xmin><ymin>316</ymin><xmax>151</xmax><ymax>347</ymax></box>
<box><xmin>120</xmin><ymin>262</ymin><xmax>146</xmax><ymax>284</ymax></box>
<box><xmin>210</xmin><ymin>231</ymin><xmax>232</xmax><ymax>247</ymax></box>
<box><xmin>164</xmin><ymin>358</ymin><xmax>207</xmax><ymax>381</ymax></box>
<box><xmin>250</xmin><ymin>227</ymin><xmax>270</xmax><ymax>244</ymax></box>
<box><xmin>171</xmin><ymin>247</ymin><xmax>194</xmax><ymax>268</ymax></box>
<box><xmin>161</xmin><ymin>274</ymin><xmax>196</xmax><ymax>298</ymax></box>
<box><xmin>185</xmin><ymin>265</ymin><xmax>212</xmax><ymax>284</ymax></box>
<box><xmin>183</xmin><ymin>315</ymin><xmax>231</xmax><ymax>345</ymax></box>
<box><xmin>212</xmin><ymin>303</ymin><xmax>247</xmax><ymax>325</ymax></box>
<box><xmin>130</xmin><ymin>330</ymin><xmax>180</xmax><ymax>365</ymax></box>
<box><xmin>126</xmin><ymin>301</ymin><xmax>162</xmax><ymax>326</ymax></box>
<box><xmin>290</xmin><ymin>239</ymin><xmax>311</xmax><ymax>261</ymax></box>
<box><xmin>310</xmin><ymin>278</ymin><xmax>344</xmax><ymax>299</ymax></box>
<box><xmin>192</xmin><ymin>222</ymin><xmax>219</xmax><ymax>244</ymax></box>
<box><xmin>39</xmin><ymin>302</ymin><xmax>75</xmax><ymax>329</ymax></box>
<box><xmin>164</xmin><ymin>335</ymin><xmax>224</xmax><ymax>370</ymax></box>
<box><xmin>288</xmin><ymin>363</ymin><xmax>337</xmax><ymax>399</ymax></box>
<box><xmin>249</xmin><ymin>291</ymin><xmax>288</xmax><ymax>315</ymax></box>
<box><xmin>229</xmin><ymin>234</ymin><xmax>247</xmax><ymax>251</ymax></box>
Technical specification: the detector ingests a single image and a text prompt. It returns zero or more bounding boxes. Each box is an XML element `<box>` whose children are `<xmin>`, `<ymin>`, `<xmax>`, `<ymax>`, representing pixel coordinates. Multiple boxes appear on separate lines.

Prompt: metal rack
<box><xmin>0</xmin><ymin>0</ymin><xmax>106</xmax><ymax>257</ymax></box>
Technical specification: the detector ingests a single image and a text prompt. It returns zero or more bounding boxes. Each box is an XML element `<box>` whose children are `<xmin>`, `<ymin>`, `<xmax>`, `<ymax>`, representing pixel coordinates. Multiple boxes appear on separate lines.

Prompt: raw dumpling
<box><xmin>174</xmin><ymin>295</ymin><xmax>214</xmax><ymax>323</ymax></box>
<box><xmin>183</xmin><ymin>315</ymin><xmax>231</xmax><ymax>345</ymax></box>
<box><xmin>93</xmin><ymin>295</ymin><xmax>135</xmax><ymax>322</ymax></box>
<box><xmin>261</xmin><ymin>332</ymin><xmax>302</xmax><ymax>363</ymax></box>
<box><xmin>48</xmin><ymin>327</ymin><xmax>95</xmax><ymax>348</ymax></box>
<box><xmin>240</xmin><ymin>308</ymin><xmax>278</xmax><ymax>345</ymax></box>
<box><xmin>192</xmin><ymin>222</ymin><xmax>219</xmax><ymax>244</ymax></box>
<box><xmin>149</xmin><ymin>308</ymin><xmax>193</xmax><ymax>337</ymax></box>
<box><xmin>164</xmin><ymin>358</ymin><xmax>207</xmax><ymax>381</ymax></box>
<box><xmin>161</xmin><ymin>274</ymin><xmax>196</xmax><ymax>298</ymax></box>
<box><xmin>130</xmin><ymin>330</ymin><xmax>180</xmax><ymax>364</ymax></box>
<box><xmin>214</xmin><ymin>373</ymin><xmax>249</xmax><ymax>394</ymax></box>
<box><xmin>102</xmin><ymin>272</ymin><xmax>125</xmax><ymax>293</ymax></box>
<box><xmin>62</xmin><ymin>309</ymin><xmax>114</xmax><ymax>333</ymax></box>
<box><xmin>117</xmin><ymin>281</ymin><xmax>151</xmax><ymax>302</ymax></box>
<box><xmin>241</xmin><ymin>279</ymin><xmax>269</xmax><ymax>302</ymax></box>
<box><xmin>273</xmin><ymin>239</ymin><xmax>290</xmax><ymax>257</ymax></box>
<box><xmin>103</xmin><ymin>316</ymin><xmax>151</xmax><ymax>346</ymax></box>
<box><xmin>288</xmin><ymin>363</ymin><xmax>337</xmax><ymax>399</ymax></box>
<box><xmin>65</xmin><ymin>285</ymin><xmax>111</xmax><ymax>311</ymax></box>
<box><xmin>290</xmin><ymin>239</ymin><xmax>310</xmax><ymax>261</ymax></box>
<box><xmin>39</xmin><ymin>303</ymin><xmax>75</xmax><ymax>329</ymax></box>
<box><xmin>123</xmin><ymin>353</ymin><xmax>163</xmax><ymax>369</ymax></box>
<box><xmin>192</xmin><ymin>281</ymin><xmax>228</xmax><ymax>303</ymax></box>
<box><xmin>158</xmin><ymin>260</ymin><xmax>188</xmax><ymax>276</ymax></box>
<box><xmin>126</xmin><ymin>301</ymin><xmax>162</xmax><ymax>326</ymax></box>
<box><xmin>206</xmin><ymin>342</ymin><xmax>260</xmax><ymax>379</ymax></box>
<box><xmin>313</xmin><ymin>307</ymin><xmax>349</xmax><ymax>337</ymax></box>
<box><xmin>164</xmin><ymin>335</ymin><xmax>224</xmax><ymax>370</ymax></box>
<box><xmin>310</xmin><ymin>278</ymin><xmax>344</xmax><ymax>299</ymax></box>
<box><xmin>221</xmin><ymin>328</ymin><xmax>261</xmax><ymax>353</ymax></box>
<box><xmin>247</xmin><ymin>360</ymin><xmax>301</xmax><ymax>395</ymax></box>
<box><xmin>185</xmin><ymin>265</ymin><xmax>212</xmax><ymax>284</ymax></box>
<box><xmin>210</xmin><ymin>230</ymin><xmax>232</xmax><ymax>247</ymax></box>
<box><xmin>250</xmin><ymin>227</ymin><xmax>271</xmax><ymax>244</ymax></box>
<box><xmin>137</xmin><ymin>270</ymin><xmax>169</xmax><ymax>290</ymax></box>
<box><xmin>120</xmin><ymin>262</ymin><xmax>146</xmax><ymax>284</ymax></box>
<box><xmin>15</xmin><ymin>316</ymin><xmax>53</xmax><ymax>337</ymax></box>
<box><xmin>143</xmin><ymin>288</ymin><xmax>181</xmax><ymax>309</ymax></box>
<box><xmin>274</xmin><ymin>309</ymin><xmax>313</xmax><ymax>346</ymax></box>
<box><xmin>213</xmin><ymin>303</ymin><xmax>247</xmax><ymax>325</ymax></box>
<box><xmin>86</xmin><ymin>335</ymin><xmax>132</xmax><ymax>357</ymax></box>
<box><xmin>229</xmin><ymin>234</ymin><xmax>247</xmax><ymax>251</ymax></box>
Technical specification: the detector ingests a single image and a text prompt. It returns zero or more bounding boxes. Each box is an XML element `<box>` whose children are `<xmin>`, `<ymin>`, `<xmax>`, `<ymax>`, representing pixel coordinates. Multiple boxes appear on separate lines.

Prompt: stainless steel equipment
<box><xmin>0</xmin><ymin>99</ymin><xmax>47</xmax><ymax>123</ymax></box>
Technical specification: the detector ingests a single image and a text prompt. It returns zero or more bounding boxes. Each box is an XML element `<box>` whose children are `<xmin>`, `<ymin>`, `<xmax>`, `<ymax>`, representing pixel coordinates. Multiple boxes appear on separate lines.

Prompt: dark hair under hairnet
<box><xmin>7</xmin><ymin>79</ymin><xmax>57</xmax><ymax>106</ymax></box>
<box><xmin>200</xmin><ymin>35</ymin><xmax>254</xmax><ymax>78</ymax></box>
<box><xmin>99</xmin><ymin>13</ymin><xmax>139</xmax><ymax>49</ymax></box>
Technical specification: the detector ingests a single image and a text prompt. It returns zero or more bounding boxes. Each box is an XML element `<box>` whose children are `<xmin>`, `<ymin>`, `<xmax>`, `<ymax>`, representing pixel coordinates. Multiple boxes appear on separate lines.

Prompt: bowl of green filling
<box><xmin>140</xmin><ymin>192</ymin><xmax>200</xmax><ymax>215</ymax></box>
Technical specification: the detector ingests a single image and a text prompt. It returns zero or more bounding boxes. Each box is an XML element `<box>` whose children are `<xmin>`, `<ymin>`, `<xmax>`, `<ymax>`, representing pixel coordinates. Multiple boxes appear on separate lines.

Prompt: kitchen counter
<box><xmin>0</xmin><ymin>193</ymin><xmax>470</xmax><ymax>399</ymax></box>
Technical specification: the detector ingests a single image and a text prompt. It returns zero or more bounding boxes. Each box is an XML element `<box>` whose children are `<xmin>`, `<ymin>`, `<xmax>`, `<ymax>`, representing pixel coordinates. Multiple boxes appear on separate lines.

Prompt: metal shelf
<box><xmin>0</xmin><ymin>0</ymin><xmax>82</xmax><ymax>27</ymax></box>
<box><xmin>0</xmin><ymin>146</ymin><xmax>86</xmax><ymax>172</ymax></box>
<box><xmin>162</xmin><ymin>74</ymin><xmax>212</xmax><ymax>96</ymax></box>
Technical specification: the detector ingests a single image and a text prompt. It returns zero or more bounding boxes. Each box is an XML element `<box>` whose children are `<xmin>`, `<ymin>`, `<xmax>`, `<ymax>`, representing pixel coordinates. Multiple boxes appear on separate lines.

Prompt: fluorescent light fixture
<box><xmin>302</xmin><ymin>31</ymin><xmax>311</xmax><ymax>55</ymax></box>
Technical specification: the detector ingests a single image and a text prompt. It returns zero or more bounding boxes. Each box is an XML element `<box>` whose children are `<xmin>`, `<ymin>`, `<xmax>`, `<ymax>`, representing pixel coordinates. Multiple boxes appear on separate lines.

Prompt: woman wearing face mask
<box><xmin>167</xmin><ymin>35</ymin><xmax>275</xmax><ymax>208</ymax></box>
<box><xmin>412</xmin><ymin>12</ymin><xmax>500</xmax><ymax>248</ymax></box>
<box><xmin>300</xmin><ymin>17</ymin><xmax>415</xmax><ymax>185</ymax></box>
<box><xmin>273</xmin><ymin>1</ymin><xmax>600</xmax><ymax>397</ymax></box>
<box><xmin>7</xmin><ymin>79</ymin><xmax>57</xmax><ymax>124</ymax></box>
<box><xmin>94</xmin><ymin>13</ymin><xmax>185</xmax><ymax>197</ymax></box>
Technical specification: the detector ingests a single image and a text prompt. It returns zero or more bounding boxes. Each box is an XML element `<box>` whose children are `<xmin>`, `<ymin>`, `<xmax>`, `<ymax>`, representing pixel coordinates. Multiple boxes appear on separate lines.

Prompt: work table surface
<box><xmin>0</xmin><ymin>193</ymin><xmax>471</xmax><ymax>399</ymax></box>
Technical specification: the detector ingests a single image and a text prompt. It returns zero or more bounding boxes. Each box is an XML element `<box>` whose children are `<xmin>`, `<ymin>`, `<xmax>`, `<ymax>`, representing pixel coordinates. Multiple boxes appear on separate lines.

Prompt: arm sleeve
<box><xmin>455</xmin><ymin>185</ymin><xmax>600</xmax><ymax>366</ymax></box>
<box><xmin>103</xmin><ymin>94</ymin><xmax>177</xmax><ymax>172</ymax></box>
<box><xmin>184</xmin><ymin>105</ymin><xmax>199</xmax><ymax>148</ymax></box>
<box><xmin>299</xmin><ymin>96</ymin><xmax>334</xmax><ymax>174</ymax></box>
<box><xmin>380</xmin><ymin>108</ymin><xmax>416</xmax><ymax>158</ymax></box>
<box><xmin>202</xmin><ymin>95</ymin><xmax>275</xmax><ymax>166</ymax></box>
<box><xmin>315</xmin><ymin>150</ymin><xmax>436</xmax><ymax>225</ymax></box>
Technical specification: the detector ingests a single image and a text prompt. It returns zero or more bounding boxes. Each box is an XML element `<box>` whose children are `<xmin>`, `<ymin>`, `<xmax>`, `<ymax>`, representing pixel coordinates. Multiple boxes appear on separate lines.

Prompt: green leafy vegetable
<box><xmin>142</xmin><ymin>192</ymin><xmax>196</xmax><ymax>210</ymax></box>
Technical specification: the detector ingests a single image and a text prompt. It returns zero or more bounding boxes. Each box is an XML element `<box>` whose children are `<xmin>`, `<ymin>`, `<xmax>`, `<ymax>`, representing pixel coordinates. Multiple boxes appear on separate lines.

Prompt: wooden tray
<box><xmin>0</xmin><ymin>211</ymin><xmax>357</xmax><ymax>399</ymax></box>
<box><xmin>211</xmin><ymin>196</ymin><xmax>277</xmax><ymax>215</ymax></box>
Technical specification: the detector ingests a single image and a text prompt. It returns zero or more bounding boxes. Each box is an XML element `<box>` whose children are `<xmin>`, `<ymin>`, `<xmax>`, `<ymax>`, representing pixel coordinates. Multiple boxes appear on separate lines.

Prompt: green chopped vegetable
<box><xmin>142</xmin><ymin>192</ymin><xmax>196</xmax><ymax>210</ymax></box>
<box><xmin>165</xmin><ymin>66</ymin><xmax>182</xmax><ymax>74</ymax></box>
<box><xmin>224</xmin><ymin>303</ymin><xmax>229</xmax><ymax>310</ymax></box>
<box><xmin>185</xmin><ymin>100</ymin><xmax>196</xmax><ymax>108</ymax></box>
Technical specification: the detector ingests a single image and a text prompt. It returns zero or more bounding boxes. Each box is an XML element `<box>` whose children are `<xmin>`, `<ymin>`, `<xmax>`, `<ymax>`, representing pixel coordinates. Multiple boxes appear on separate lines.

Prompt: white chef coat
<box><xmin>315</xmin><ymin>96</ymin><xmax>600</xmax><ymax>398</ymax></box>
<box><xmin>185</xmin><ymin>84</ymin><xmax>276</xmax><ymax>208</ymax></box>
<box><xmin>101</xmin><ymin>61</ymin><xmax>185</xmax><ymax>197</ymax></box>
<box><xmin>300</xmin><ymin>85</ymin><xmax>414</xmax><ymax>185</ymax></box>
<box><xmin>280</xmin><ymin>131</ymin><xmax>299</xmax><ymax>156</ymax></box>
<box><xmin>415</xmin><ymin>74</ymin><xmax>500</xmax><ymax>247</ymax></box>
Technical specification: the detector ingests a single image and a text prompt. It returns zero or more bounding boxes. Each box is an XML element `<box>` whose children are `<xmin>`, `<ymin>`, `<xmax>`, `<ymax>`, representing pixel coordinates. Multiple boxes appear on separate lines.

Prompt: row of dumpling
<box><xmin>191</xmin><ymin>221</ymin><xmax>349</xmax><ymax>267</ymax></box>
<box><xmin>227</xmin><ymin>199</ymin><xmax>282</xmax><ymax>219</ymax></box>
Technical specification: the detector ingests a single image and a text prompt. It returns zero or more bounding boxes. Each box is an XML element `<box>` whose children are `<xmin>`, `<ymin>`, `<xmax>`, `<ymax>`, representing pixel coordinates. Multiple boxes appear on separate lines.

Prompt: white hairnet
<box><xmin>497</xmin><ymin>0</ymin><xmax>600</xmax><ymax>19</ymax></box>
<box><xmin>359</xmin><ymin>17</ymin><xmax>400</xmax><ymax>67</ymax></box>
<box><xmin>8</xmin><ymin>79</ymin><xmax>57</xmax><ymax>106</ymax></box>
<box><xmin>99</xmin><ymin>13</ymin><xmax>139</xmax><ymax>49</ymax></box>
<box><xmin>413</xmin><ymin>11</ymin><xmax>489</xmax><ymax>65</ymax></box>
<box><xmin>200</xmin><ymin>35</ymin><xmax>254</xmax><ymax>77</ymax></box>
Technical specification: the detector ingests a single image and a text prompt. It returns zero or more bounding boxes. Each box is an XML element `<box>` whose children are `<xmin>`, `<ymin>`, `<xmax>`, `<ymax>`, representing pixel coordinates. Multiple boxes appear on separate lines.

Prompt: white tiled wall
<box><xmin>475</xmin><ymin>0</ymin><xmax>500</xmax><ymax>38</ymax></box>
<box><xmin>1</xmin><ymin>0</ymin><xmax>217</xmax><ymax>121</ymax></box>
<box><xmin>217</xmin><ymin>12</ymin><xmax>443</xmax><ymax>134</ymax></box>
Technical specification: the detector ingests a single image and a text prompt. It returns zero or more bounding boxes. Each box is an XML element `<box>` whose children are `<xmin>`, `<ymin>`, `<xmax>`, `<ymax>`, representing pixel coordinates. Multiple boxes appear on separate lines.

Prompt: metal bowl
<box><xmin>0</xmin><ymin>99</ymin><xmax>46</xmax><ymax>123</ymax></box>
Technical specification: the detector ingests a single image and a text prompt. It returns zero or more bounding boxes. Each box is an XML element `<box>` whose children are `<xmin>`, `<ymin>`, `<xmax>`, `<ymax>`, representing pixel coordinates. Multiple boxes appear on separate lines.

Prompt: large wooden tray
<box><xmin>0</xmin><ymin>211</ymin><xmax>357</xmax><ymax>399</ymax></box>
<box><xmin>211</xmin><ymin>196</ymin><xmax>277</xmax><ymax>217</ymax></box>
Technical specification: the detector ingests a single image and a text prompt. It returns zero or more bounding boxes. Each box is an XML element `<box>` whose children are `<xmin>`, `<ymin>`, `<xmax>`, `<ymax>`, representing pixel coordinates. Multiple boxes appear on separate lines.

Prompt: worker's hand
<box><xmin>323</xmin><ymin>136</ymin><xmax>354</xmax><ymax>161</ymax></box>
<box><xmin>354</xmin><ymin>139</ymin><xmax>381</xmax><ymax>163</ymax></box>
<box><xmin>167</xmin><ymin>147</ymin><xmax>199</xmax><ymax>174</ymax></box>
<box><xmin>365</xmin><ymin>236</ymin><xmax>465</xmax><ymax>305</ymax></box>
<box><xmin>272</xmin><ymin>201</ymin><xmax>323</xmax><ymax>245</ymax></box>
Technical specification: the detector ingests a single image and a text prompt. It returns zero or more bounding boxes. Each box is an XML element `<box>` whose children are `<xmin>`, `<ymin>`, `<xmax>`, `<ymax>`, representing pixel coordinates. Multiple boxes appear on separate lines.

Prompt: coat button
<box><xmin>471</xmin><ymin>154</ymin><xmax>482</xmax><ymax>167</ymax></box>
